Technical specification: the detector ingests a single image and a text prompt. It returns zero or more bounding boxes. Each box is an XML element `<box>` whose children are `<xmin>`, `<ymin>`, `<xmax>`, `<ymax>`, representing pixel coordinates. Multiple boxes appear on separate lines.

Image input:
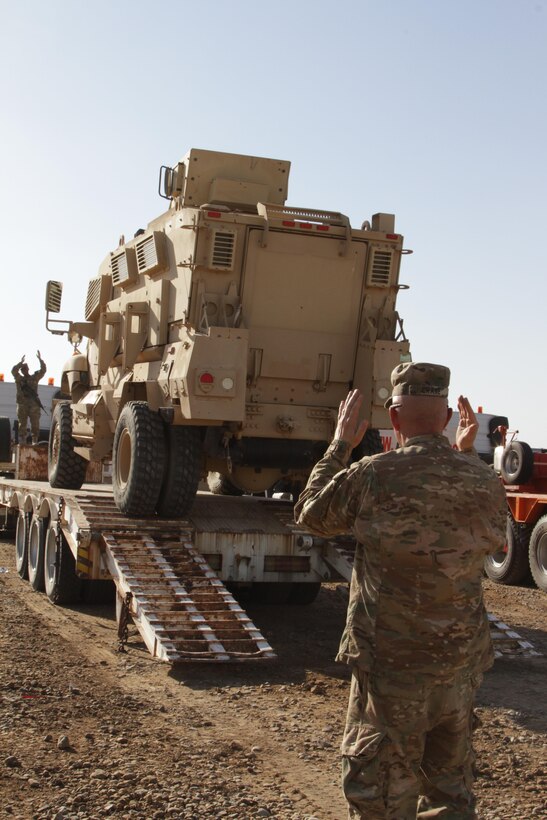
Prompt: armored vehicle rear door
<box><xmin>242</xmin><ymin>229</ymin><xmax>367</xmax><ymax>398</ymax></box>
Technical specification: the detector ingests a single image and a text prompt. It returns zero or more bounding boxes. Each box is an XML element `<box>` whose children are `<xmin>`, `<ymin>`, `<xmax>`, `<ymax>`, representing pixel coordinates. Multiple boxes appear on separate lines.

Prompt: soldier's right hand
<box><xmin>334</xmin><ymin>389</ymin><xmax>369</xmax><ymax>449</ymax></box>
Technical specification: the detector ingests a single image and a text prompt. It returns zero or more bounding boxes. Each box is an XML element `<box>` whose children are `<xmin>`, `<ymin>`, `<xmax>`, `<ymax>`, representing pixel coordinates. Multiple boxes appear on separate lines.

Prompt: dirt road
<box><xmin>1</xmin><ymin>538</ymin><xmax>545</xmax><ymax>819</ymax></box>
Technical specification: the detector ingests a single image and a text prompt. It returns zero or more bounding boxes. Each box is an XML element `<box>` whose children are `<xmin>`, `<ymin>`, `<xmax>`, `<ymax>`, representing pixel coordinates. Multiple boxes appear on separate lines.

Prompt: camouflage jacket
<box><xmin>11</xmin><ymin>360</ymin><xmax>46</xmax><ymax>405</ymax></box>
<box><xmin>294</xmin><ymin>434</ymin><xmax>507</xmax><ymax>683</ymax></box>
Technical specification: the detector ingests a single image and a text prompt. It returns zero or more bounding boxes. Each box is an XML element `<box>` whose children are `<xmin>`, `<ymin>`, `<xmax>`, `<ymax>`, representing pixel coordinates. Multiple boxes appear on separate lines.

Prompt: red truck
<box><xmin>485</xmin><ymin>434</ymin><xmax>547</xmax><ymax>592</ymax></box>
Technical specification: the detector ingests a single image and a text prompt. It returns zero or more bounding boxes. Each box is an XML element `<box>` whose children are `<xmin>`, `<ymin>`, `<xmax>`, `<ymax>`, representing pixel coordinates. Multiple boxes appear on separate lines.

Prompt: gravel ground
<box><xmin>0</xmin><ymin>538</ymin><xmax>546</xmax><ymax>820</ymax></box>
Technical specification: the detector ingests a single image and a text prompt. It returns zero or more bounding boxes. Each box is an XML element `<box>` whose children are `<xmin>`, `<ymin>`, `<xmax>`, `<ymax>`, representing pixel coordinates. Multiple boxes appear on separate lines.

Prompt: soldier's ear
<box><xmin>444</xmin><ymin>407</ymin><xmax>453</xmax><ymax>429</ymax></box>
<box><xmin>389</xmin><ymin>405</ymin><xmax>401</xmax><ymax>433</ymax></box>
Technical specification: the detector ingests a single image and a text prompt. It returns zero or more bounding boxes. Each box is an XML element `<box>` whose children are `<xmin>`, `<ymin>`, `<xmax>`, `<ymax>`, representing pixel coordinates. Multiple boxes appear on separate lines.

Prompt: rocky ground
<box><xmin>0</xmin><ymin>538</ymin><xmax>546</xmax><ymax>820</ymax></box>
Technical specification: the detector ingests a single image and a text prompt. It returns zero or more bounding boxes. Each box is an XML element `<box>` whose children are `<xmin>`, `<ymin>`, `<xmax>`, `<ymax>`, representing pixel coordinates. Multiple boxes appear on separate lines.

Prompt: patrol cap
<box><xmin>385</xmin><ymin>362</ymin><xmax>450</xmax><ymax>408</ymax></box>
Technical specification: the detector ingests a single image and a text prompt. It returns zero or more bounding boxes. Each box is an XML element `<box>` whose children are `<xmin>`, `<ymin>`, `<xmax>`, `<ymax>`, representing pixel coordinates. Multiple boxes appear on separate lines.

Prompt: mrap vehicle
<box><xmin>44</xmin><ymin>147</ymin><xmax>411</xmax><ymax>518</ymax></box>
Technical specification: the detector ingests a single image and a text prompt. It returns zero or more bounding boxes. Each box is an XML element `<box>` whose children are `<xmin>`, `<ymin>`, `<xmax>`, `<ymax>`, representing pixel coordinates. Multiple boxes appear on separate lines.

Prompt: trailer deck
<box><xmin>0</xmin><ymin>478</ymin><xmax>539</xmax><ymax>663</ymax></box>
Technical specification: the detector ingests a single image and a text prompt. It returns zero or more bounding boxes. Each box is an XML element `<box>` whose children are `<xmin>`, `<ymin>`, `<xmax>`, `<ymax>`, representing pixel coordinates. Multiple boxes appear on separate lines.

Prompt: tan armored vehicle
<box><xmin>45</xmin><ymin>148</ymin><xmax>411</xmax><ymax>516</ymax></box>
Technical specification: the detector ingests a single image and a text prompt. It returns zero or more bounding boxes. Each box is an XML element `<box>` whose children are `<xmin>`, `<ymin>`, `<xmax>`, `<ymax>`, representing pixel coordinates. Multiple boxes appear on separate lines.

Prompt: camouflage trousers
<box><xmin>17</xmin><ymin>400</ymin><xmax>41</xmax><ymax>444</ymax></box>
<box><xmin>341</xmin><ymin>666</ymin><xmax>480</xmax><ymax>819</ymax></box>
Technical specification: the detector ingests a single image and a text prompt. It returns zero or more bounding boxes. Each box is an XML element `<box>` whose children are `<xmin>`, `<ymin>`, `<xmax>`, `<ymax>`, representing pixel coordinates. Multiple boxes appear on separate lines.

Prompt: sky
<box><xmin>1</xmin><ymin>0</ymin><xmax>546</xmax><ymax>445</ymax></box>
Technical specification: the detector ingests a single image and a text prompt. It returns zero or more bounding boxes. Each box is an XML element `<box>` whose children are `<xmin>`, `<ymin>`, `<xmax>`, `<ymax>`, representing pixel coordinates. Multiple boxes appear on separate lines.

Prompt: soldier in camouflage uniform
<box><xmin>295</xmin><ymin>362</ymin><xmax>507</xmax><ymax>819</ymax></box>
<box><xmin>11</xmin><ymin>351</ymin><xmax>47</xmax><ymax>445</ymax></box>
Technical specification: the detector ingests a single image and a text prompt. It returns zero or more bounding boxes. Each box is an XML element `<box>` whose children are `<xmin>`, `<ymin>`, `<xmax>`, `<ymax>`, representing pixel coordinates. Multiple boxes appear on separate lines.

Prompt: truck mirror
<box><xmin>45</xmin><ymin>280</ymin><xmax>63</xmax><ymax>313</ymax></box>
<box><xmin>159</xmin><ymin>165</ymin><xmax>174</xmax><ymax>200</ymax></box>
<box><xmin>158</xmin><ymin>163</ymin><xmax>185</xmax><ymax>200</ymax></box>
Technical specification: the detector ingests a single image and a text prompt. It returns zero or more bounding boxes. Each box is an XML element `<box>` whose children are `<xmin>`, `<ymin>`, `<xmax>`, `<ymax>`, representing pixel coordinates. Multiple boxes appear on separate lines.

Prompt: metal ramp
<box><xmin>322</xmin><ymin>537</ymin><xmax>540</xmax><ymax>659</ymax></box>
<box><xmin>101</xmin><ymin>529</ymin><xmax>276</xmax><ymax>663</ymax></box>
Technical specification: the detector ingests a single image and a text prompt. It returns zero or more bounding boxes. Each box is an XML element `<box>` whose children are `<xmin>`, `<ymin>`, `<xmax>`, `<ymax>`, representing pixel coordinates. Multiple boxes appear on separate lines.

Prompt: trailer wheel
<box><xmin>528</xmin><ymin>515</ymin><xmax>547</xmax><ymax>592</ymax></box>
<box><xmin>484</xmin><ymin>514</ymin><xmax>531</xmax><ymax>584</ymax></box>
<box><xmin>0</xmin><ymin>416</ymin><xmax>11</xmax><ymax>462</ymax></box>
<box><xmin>15</xmin><ymin>511</ymin><xmax>29</xmax><ymax>580</ymax></box>
<box><xmin>44</xmin><ymin>523</ymin><xmax>82</xmax><ymax>604</ymax></box>
<box><xmin>113</xmin><ymin>402</ymin><xmax>166</xmax><ymax>516</ymax></box>
<box><xmin>157</xmin><ymin>426</ymin><xmax>202</xmax><ymax>517</ymax></box>
<box><xmin>48</xmin><ymin>402</ymin><xmax>87</xmax><ymax>490</ymax></box>
<box><xmin>500</xmin><ymin>441</ymin><xmax>534</xmax><ymax>485</ymax></box>
<box><xmin>28</xmin><ymin>515</ymin><xmax>47</xmax><ymax>591</ymax></box>
<box><xmin>287</xmin><ymin>582</ymin><xmax>322</xmax><ymax>605</ymax></box>
<box><xmin>207</xmin><ymin>472</ymin><xmax>244</xmax><ymax>497</ymax></box>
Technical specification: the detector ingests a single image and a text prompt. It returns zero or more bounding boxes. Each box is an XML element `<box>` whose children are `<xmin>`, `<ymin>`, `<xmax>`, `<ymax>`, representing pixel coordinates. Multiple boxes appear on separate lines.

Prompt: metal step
<box><xmin>101</xmin><ymin>530</ymin><xmax>276</xmax><ymax>664</ymax></box>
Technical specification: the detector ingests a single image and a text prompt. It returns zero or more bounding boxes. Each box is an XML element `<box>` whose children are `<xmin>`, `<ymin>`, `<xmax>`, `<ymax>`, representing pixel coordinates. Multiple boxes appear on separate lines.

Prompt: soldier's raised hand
<box><xmin>456</xmin><ymin>395</ymin><xmax>479</xmax><ymax>452</ymax></box>
<box><xmin>334</xmin><ymin>389</ymin><xmax>369</xmax><ymax>449</ymax></box>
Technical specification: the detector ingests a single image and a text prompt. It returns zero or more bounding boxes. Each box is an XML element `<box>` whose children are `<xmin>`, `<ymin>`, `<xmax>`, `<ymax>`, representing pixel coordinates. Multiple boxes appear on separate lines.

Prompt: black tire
<box><xmin>15</xmin><ymin>511</ymin><xmax>29</xmax><ymax>580</ymax></box>
<box><xmin>287</xmin><ymin>582</ymin><xmax>322</xmax><ymax>605</ymax></box>
<box><xmin>112</xmin><ymin>402</ymin><xmax>166</xmax><ymax>516</ymax></box>
<box><xmin>28</xmin><ymin>515</ymin><xmax>47</xmax><ymax>591</ymax></box>
<box><xmin>500</xmin><ymin>441</ymin><xmax>534</xmax><ymax>485</ymax></box>
<box><xmin>352</xmin><ymin>428</ymin><xmax>383</xmax><ymax>460</ymax></box>
<box><xmin>44</xmin><ymin>524</ymin><xmax>81</xmax><ymax>605</ymax></box>
<box><xmin>207</xmin><ymin>471</ymin><xmax>244</xmax><ymax>497</ymax></box>
<box><xmin>488</xmin><ymin>415</ymin><xmax>509</xmax><ymax>448</ymax></box>
<box><xmin>528</xmin><ymin>515</ymin><xmax>547</xmax><ymax>592</ymax></box>
<box><xmin>157</xmin><ymin>425</ymin><xmax>202</xmax><ymax>517</ymax></box>
<box><xmin>48</xmin><ymin>402</ymin><xmax>87</xmax><ymax>490</ymax></box>
<box><xmin>484</xmin><ymin>514</ymin><xmax>531</xmax><ymax>584</ymax></box>
<box><xmin>0</xmin><ymin>416</ymin><xmax>11</xmax><ymax>462</ymax></box>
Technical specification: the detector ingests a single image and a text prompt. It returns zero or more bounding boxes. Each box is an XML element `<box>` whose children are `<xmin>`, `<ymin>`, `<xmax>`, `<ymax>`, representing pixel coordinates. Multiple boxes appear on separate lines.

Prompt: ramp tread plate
<box><xmin>102</xmin><ymin>531</ymin><xmax>275</xmax><ymax>664</ymax></box>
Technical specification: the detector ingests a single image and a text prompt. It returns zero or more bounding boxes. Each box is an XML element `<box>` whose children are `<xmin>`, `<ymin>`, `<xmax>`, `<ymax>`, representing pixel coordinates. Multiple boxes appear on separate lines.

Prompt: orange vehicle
<box><xmin>485</xmin><ymin>434</ymin><xmax>547</xmax><ymax>592</ymax></box>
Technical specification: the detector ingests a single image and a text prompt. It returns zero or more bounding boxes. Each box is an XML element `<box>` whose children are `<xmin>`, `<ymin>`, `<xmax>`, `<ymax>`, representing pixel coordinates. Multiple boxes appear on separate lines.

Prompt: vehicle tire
<box><xmin>488</xmin><ymin>415</ymin><xmax>509</xmax><ymax>447</ymax></box>
<box><xmin>44</xmin><ymin>523</ymin><xmax>81</xmax><ymax>604</ymax></box>
<box><xmin>352</xmin><ymin>428</ymin><xmax>383</xmax><ymax>460</ymax></box>
<box><xmin>207</xmin><ymin>472</ymin><xmax>244</xmax><ymax>497</ymax></box>
<box><xmin>157</xmin><ymin>425</ymin><xmax>202</xmax><ymax>517</ymax></box>
<box><xmin>484</xmin><ymin>514</ymin><xmax>531</xmax><ymax>584</ymax></box>
<box><xmin>0</xmin><ymin>416</ymin><xmax>11</xmax><ymax>462</ymax></box>
<box><xmin>528</xmin><ymin>514</ymin><xmax>547</xmax><ymax>592</ymax></box>
<box><xmin>15</xmin><ymin>511</ymin><xmax>30</xmax><ymax>580</ymax></box>
<box><xmin>287</xmin><ymin>581</ymin><xmax>322</xmax><ymax>605</ymax></box>
<box><xmin>28</xmin><ymin>515</ymin><xmax>47</xmax><ymax>591</ymax></box>
<box><xmin>112</xmin><ymin>402</ymin><xmax>166</xmax><ymax>516</ymax></box>
<box><xmin>48</xmin><ymin>402</ymin><xmax>87</xmax><ymax>490</ymax></box>
<box><xmin>500</xmin><ymin>441</ymin><xmax>534</xmax><ymax>485</ymax></box>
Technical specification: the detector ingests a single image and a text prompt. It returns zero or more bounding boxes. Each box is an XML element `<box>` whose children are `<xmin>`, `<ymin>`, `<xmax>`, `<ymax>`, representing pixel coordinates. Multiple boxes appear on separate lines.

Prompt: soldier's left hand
<box><xmin>334</xmin><ymin>389</ymin><xmax>369</xmax><ymax>449</ymax></box>
<box><xmin>456</xmin><ymin>395</ymin><xmax>479</xmax><ymax>451</ymax></box>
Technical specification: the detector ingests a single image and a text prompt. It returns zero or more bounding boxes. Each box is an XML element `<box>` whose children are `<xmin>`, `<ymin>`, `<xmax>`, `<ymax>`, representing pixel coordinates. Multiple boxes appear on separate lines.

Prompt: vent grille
<box><xmin>111</xmin><ymin>248</ymin><xmax>138</xmax><ymax>288</ymax></box>
<box><xmin>368</xmin><ymin>249</ymin><xmax>393</xmax><ymax>287</ymax></box>
<box><xmin>135</xmin><ymin>232</ymin><xmax>167</xmax><ymax>277</ymax></box>
<box><xmin>111</xmin><ymin>252</ymin><xmax>128</xmax><ymax>285</ymax></box>
<box><xmin>211</xmin><ymin>230</ymin><xmax>236</xmax><ymax>270</ymax></box>
<box><xmin>85</xmin><ymin>274</ymin><xmax>112</xmax><ymax>321</ymax></box>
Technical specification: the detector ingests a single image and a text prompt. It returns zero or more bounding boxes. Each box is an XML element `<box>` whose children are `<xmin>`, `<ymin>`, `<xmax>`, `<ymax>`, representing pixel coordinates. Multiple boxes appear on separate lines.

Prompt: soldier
<box><xmin>11</xmin><ymin>350</ymin><xmax>47</xmax><ymax>445</ymax></box>
<box><xmin>295</xmin><ymin>363</ymin><xmax>507</xmax><ymax>819</ymax></box>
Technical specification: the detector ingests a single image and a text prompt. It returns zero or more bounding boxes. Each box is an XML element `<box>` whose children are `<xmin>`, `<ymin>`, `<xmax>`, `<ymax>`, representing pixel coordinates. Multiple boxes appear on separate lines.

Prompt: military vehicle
<box><xmin>45</xmin><ymin>148</ymin><xmax>411</xmax><ymax>517</ymax></box>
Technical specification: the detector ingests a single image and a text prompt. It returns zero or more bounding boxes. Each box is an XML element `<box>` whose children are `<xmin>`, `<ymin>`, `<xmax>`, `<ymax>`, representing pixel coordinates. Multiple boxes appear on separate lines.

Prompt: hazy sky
<box><xmin>1</xmin><ymin>0</ymin><xmax>546</xmax><ymax>444</ymax></box>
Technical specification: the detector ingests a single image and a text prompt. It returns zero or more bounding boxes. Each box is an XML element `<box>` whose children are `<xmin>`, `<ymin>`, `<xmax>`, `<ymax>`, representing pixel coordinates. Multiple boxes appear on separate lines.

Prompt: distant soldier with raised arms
<box><xmin>11</xmin><ymin>350</ymin><xmax>47</xmax><ymax>444</ymax></box>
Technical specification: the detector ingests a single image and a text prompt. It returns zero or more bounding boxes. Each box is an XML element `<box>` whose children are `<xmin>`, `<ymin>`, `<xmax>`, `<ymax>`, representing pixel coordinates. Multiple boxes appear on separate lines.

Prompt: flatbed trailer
<box><xmin>0</xmin><ymin>458</ymin><xmax>538</xmax><ymax>664</ymax></box>
<box><xmin>0</xmin><ymin>464</ymin><xmax>357</xmax><ymax>663</ymax></box>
